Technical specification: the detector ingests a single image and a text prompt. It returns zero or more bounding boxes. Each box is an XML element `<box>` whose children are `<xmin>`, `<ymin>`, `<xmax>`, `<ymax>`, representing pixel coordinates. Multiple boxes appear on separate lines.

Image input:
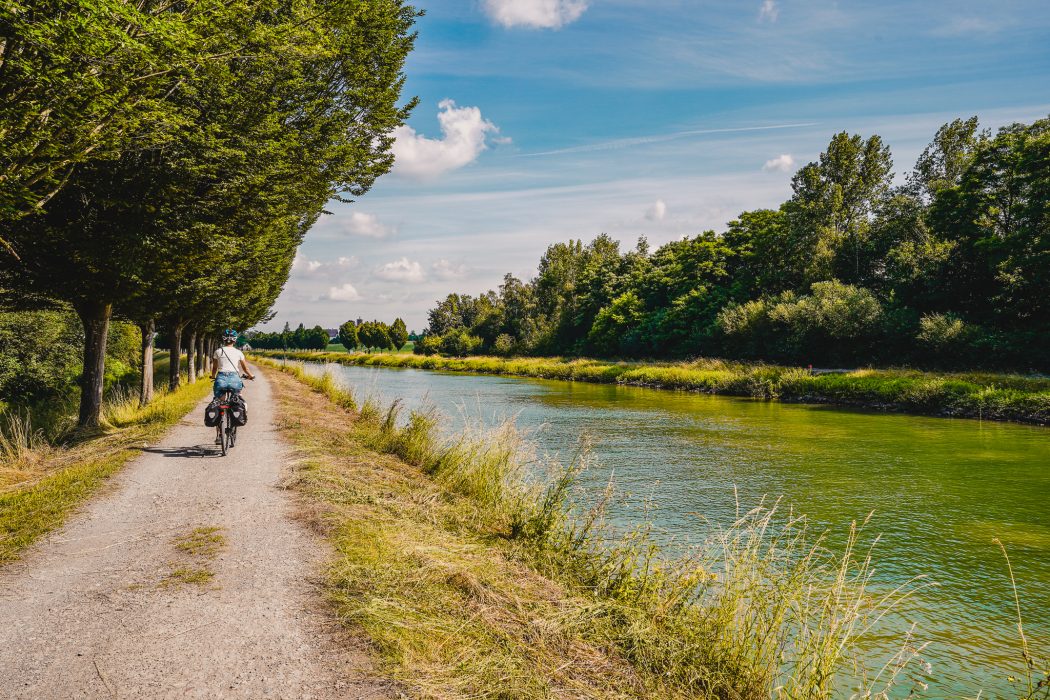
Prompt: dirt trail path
<box><xmin>0</xmin><ymin>368</ymin><xmax>391</xmax><ymax>699</ymax></box>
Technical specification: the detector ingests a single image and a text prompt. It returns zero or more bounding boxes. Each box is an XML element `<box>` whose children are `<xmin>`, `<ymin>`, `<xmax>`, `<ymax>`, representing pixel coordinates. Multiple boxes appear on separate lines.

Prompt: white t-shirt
<box><xmin>214</xmin><ymin>346</ymin><xmax>245</xmax><ymax>374</ymax></box>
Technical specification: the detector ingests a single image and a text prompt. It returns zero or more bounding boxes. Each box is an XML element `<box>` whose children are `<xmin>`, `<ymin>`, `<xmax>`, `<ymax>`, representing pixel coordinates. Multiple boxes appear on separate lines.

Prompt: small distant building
<box><xmin>325</xmin><ymin>328</ymin><xmax>339</xmax><ymax>341</ymax></box>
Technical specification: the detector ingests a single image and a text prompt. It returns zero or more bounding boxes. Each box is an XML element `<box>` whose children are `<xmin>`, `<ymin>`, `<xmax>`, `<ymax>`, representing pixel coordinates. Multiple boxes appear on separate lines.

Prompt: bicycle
<box><xmin>214</xmin><ymin>375</ymin><xmax>253</xmax><ymax>456</ymax></box>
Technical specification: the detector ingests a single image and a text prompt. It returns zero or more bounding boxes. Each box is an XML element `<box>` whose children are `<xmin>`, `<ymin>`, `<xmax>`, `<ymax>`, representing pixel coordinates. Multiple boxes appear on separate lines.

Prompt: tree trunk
<box><xmin>75</xmin><ymin>301</ymin><xmax>112</xmax><ymax>429</ymax></box>
<box><xmin>168</xmin><ymin>321</ymin><xmax>185</xmax><ymax>391</ymax></box>
<box><xmin>197</xmin><ymin>335</ymin><xmax>207</xmax><ymax>376</ymax></box>
<box><xmin>186</xmin><ymin>330</ymin><xmax>197</xmax><ymax>383</ymax></box>
<box><xmin>139</xmin><ymin>319</ymin><xmax>155</xmax><ymax>406</ymax></box>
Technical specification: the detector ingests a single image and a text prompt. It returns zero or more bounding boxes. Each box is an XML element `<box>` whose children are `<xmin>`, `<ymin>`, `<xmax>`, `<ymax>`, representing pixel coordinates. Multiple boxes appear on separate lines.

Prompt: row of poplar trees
<box><xmin>0</xmin><ymin>0</ymin><xmax>420</xmax><ymax>427</ymax></box>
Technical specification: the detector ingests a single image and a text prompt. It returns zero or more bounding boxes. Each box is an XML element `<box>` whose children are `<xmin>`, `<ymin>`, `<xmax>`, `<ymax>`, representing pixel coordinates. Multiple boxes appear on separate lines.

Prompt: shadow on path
<box><xmin>138</xmin><ymin>445</ymin><xmax>221</xmax><ymax>458</ymax></box>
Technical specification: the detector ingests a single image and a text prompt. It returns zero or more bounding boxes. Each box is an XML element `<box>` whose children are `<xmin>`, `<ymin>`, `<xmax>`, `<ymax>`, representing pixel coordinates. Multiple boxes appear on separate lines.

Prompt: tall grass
<box><xmin>253</xmin><ymin>350</ymin><xmax>1050</xmax><ymax>426</ymax></box>
<box><xmin>261</xmin><ymin>356</ymin><xmax>942</xmax><ymax>698</ymax></box>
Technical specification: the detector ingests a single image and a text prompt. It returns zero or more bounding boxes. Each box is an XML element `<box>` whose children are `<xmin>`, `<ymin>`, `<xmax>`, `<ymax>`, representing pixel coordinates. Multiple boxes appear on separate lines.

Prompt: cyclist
<box><xmin>210</xmin><ymin>329</ymin><xmax>255</xmax><ymax>397</ymax></box>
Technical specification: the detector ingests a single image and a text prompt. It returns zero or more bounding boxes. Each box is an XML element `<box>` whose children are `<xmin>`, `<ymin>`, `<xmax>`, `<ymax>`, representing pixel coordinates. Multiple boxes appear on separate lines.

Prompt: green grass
<box><xmin>163</xmin><ymin>524</ymin><xmax>227</xmax><ymax>588</ymax></box>
<box><xmin>0</xmin><ymin>377</ymin><xmax>212</xmax><ymax>564</ymax></box>
<box><xmin>317</xmin><ymin>341</ymin><xmax>416</xmax><ymax>355</ymax></box>
<box><xmin>261</xmin><ymin>358</ymin><xmax>985</xmax><ymax>699</ymax></box>
<box><xmin>253</xmin><ymin>350</ymin><xmax>1050</xmax><ymax>425</ymax></box>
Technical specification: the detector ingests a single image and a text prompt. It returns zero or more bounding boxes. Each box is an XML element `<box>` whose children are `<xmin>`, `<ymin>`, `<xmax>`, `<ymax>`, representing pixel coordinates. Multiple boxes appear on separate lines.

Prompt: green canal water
<box><xmin>305</xmin><ymin>361</ymin><xmax>1050</xmax><ymax>697</ymax></box>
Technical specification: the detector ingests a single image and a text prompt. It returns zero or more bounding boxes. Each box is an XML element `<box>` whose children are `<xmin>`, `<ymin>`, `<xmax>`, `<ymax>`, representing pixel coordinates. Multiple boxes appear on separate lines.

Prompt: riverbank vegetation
<box><xmin>0</xmin><ymin>0</ymin><xmax>419</xmax><ymax>428</ymax></box>
<box><xmin>251</xmin><ymin>350</ymin><xmax>1050</xmax><ymax>425</ymax></box>
<box><xmin>263</xmin><ymin>358</ymin><xmax>1050</xmax><ymax>698</ymax></box>
<box><xmin>414</xmin><ymin>117</ymin><xmax>1050</xmax><ymax>373</ymax></box>
<box><xmin>248</xmin><ymin>318</ymin><xmax>412</xmax><ymax>353</ymax></box>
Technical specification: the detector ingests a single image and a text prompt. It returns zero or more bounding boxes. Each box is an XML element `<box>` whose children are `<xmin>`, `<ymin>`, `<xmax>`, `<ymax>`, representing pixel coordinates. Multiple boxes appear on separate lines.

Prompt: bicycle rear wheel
<box><xmin>219</xmin><ymin>409</ymin><xmax>228</xmax><ymax>456</ymax></box>
<box><xmin>224</xmin><ymin>409</ymin><xmax>234</xmax><ymax>452</ymax></box>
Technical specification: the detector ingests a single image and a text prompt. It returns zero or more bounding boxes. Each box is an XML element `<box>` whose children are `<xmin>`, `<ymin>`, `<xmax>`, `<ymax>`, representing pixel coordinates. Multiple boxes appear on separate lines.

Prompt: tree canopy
<box><xmin>0</xmin><ymin>0</ymin><xmax>420</xmax><ymax>425</ymax></box>
<box><xmin>417</xmin><ymin>116</ymin><xmax>1050</xmax><ymax>371</ymax></box>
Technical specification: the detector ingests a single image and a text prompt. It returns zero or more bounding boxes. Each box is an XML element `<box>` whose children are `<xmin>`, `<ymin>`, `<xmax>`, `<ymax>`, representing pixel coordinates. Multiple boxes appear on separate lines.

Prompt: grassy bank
<box><xmin>253</xmin><ymin>350</ymin><xmax>1050</xmax><ymax>426</ymax></box>
<box><xmin>0</xmin><ymin>377</ymin><xmax>211</xmax><ymax>563</ymax></box>
<box><xmin>260</xmin><ymin>357</ymin><xmax>968</xmax><ymax>699</ymax></box>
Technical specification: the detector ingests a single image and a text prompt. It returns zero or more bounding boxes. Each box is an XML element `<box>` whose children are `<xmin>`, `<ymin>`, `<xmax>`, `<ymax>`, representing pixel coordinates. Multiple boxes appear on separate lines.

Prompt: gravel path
<box><xmin>0</xmin><ymin>368</ymin><xmax>392</xmax><ymax>699</ymax></box>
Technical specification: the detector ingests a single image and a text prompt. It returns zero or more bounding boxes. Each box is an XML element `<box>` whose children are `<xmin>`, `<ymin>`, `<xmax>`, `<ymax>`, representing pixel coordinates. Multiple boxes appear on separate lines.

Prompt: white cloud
<box><xmin>324</xmin><ymin>283</ymin><xmax>361</xmax><ymax>302</ymax></box>
<box><xmin>292</xmin><ymin>253</ymin><xmax>359</xmax><ymax>277</ymax></box>
<box><xmin>762</xmin><ymin>153</ymin><xmax>795</xmax><ymax>172</ymax></box>
<box><xmin>345</xmin><ymin>211</ymin><xmax>393</xmax><ymax>238</ymax></box>
<box><xmin>758</xmin><ymin>0</ymin><xmax>778</xmax><ymax>22</ymax></box>
<box><xmin>374</xmin><ymin>257</ymin><xmax>425</xmax><ymax>283</ymax></box>
<box><xmin>482</xmin><ymin>0</ymin><xmax>588</xmax><ymax>29</ymax></box>
<box><xmin>392</xmin><ymin>100</ymin><xmax>501</xmax><ymax>180</ymax></box>
<box><xmin>645</xmin><ymin>199</ymin><xmax>667</xmax><ymax>222</ymax></box>
<box><xmin>432</xmin><ymin>259</ymin><xmax>468</xmax><ymax>280</ymax></box>
<box><xmin>292</xmin><ymin>253</ymin><xmax>323</xmax><ymax>274</ymax></box>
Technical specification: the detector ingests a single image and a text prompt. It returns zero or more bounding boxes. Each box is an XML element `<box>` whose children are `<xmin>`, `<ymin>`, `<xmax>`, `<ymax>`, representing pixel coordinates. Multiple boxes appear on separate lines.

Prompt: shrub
<box><xmin>440</xmin><ymin>329</ymin><xmax>482</xmax><ymax>357</ymax></box>
<box><xmin>492</xmin><ymin>334</ymin><xmax>515</xmax><ymax>356</ymax></box>
<box><xmin>413</xmin><ymin>335</ymin><xmax>442</xmax><ymax>356</ymax></box>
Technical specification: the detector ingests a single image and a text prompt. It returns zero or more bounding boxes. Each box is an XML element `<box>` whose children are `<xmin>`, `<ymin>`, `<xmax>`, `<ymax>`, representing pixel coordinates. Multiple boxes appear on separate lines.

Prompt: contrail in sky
<box><xmin>520</xmin><ymin>122</ymin><xmax>819</xmax><ymax>157</ymax></box>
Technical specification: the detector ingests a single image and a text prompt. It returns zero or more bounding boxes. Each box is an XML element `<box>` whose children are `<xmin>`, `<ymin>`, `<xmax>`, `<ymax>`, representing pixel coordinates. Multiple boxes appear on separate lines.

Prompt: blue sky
<box><xmin>266</xmin><ymin>0</ymin><xmax>1050</xmax><ymax>333</ymax></box>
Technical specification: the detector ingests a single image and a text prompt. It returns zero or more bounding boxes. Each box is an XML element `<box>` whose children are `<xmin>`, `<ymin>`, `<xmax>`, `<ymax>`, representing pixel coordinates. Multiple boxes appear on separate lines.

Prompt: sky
<box><xmin>265</xmin><ymin>0</ymin><xmax>1050</xmax><ymax>333</ymax></box>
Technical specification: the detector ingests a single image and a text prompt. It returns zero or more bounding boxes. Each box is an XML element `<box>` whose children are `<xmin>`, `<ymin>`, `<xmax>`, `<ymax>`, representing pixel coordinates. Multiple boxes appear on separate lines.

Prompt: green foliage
<box><xmin>359</xmin><ymin>321</ymin><xmax>394</xmax><ymax>352</ymax></box>
<box><xmin>414</xmin><ymin>335</ymin><xmax>443</xmax><ymax>356</ymax></box>
<box><xmin>0</xmin><ymin>0</ymin><xmax>421</xmax><ymax>425</ymax></box>
<box><xmin>0</xmin><ymin>311</ymin><xmax>82</xmax><ymax>404</ymax></box>
<box><xmin>389</xmin><ymin>318</ymin><xmax>409</xmax><ymax>350</ymax></box>
<box><xmin>440</xmin><ymin>329</ymin><xmax>482</xmax><ymax>357</ymax></box>
<box><xmin>587</xmin><ymin>291</ymin><xmax>644</xmax><ymax>356</ymax></box>
<box><xmin>338</xmin><ymin>321</ymin><xmax>359</xmax><ymax>352</ymax></box>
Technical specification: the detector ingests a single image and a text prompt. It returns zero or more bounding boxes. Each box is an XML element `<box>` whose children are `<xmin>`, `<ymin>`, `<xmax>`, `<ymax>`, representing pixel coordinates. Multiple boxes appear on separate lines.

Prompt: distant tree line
<box><xmin>0</xmin><ymin>1</ymin><xmax>419</xmax><ymax>426</ymax></box>
<box><xmin>417</xmin><ymin>116</ymin><xmax>1050</xmax><ymax>370</ymax></box>
<box><xmin>248</xmin><ymin>318</ymin><xmax>409</xmax><ymax>352</ymax></box>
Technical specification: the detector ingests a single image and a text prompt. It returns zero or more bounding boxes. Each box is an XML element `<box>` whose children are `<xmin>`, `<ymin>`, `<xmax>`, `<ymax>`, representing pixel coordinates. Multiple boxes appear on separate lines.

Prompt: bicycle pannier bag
<box><xmin>204</xmin><ymin>399</ymin><xmax>221</xmax><ymax>427</ymax></box>
<box><xmin>230</xmin><ymin>396</ymin><xmax>248</xmax><ymax>427</ymax></box>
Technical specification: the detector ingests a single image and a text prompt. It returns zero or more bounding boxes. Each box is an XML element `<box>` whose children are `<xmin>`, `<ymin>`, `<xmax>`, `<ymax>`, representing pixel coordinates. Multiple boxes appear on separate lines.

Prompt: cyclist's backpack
<box><xmin>229</xmin><ymin>395</ymin><xmax>248</xmax><ymax>427</ymax></box>
<box><xmin>204</xmin><ymin>399</ymin><xmax>221</xmax><ymax>427</ymax></box>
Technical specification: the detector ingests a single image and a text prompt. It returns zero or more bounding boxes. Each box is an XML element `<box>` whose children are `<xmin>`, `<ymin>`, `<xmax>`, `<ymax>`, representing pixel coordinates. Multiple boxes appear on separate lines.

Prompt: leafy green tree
<box><xmin>930</xmin><ymin>117</ymin><xmax>1050</xmax><ymax>331</ymax></box>
<box><xmin>390</xmin><ymin>318</ymin><xmax>409</xmax><ymax>350</ymax></box>
<box><xmin>785</xmin><ymin>132</ymin><xmax>894</xmax><ymax>286</ymax></box>
<box><xmin>428</xmin><ymin>294</ymin><xmax>468</xmax><ymax>335</ymax></box>
<box><xmin>0</xmin><ymin>0</ymin><xmax>240</xmax><ymax>236</ymax></box>
<box><xmin>587</xmin><ymin>292</ymin><xmax>644</xmax><ymax>356</ymax></box>
<box><xmin>0</xmin><ymin>0</ymin><xmax>420</xmax><ymax>425</ymax></box>
<box><xmin>724</xmin><ymin>209</ymin><xmax>797</xmax><ymax>296</ymax></box>
<box><xmin>307</xmin><ymin>326</ymin><xmax>329</xmax><ymax>350</ymax></box>
<box><xmin>440</xmin><ymin>329</ymin><xmax>481</xmax><ymax>357</ymax></box>
<box><xmin>338</xmin><ymin>321</ymin><xmax>359</xmax><ymax>351</ymax></box>
<box><xmin>358</xmin><ymin>321</ymin><xmax>393</xmax><ymax>352</ymax></box>
<box><xmin>413</xmin><ymin>334</ymin><xmax>442</xmax><ymax>355</ymax></box>
<box><xmin>909</xmin><ymin>117</ymin><xmax>984</xmax><ymax>201</ymax></box>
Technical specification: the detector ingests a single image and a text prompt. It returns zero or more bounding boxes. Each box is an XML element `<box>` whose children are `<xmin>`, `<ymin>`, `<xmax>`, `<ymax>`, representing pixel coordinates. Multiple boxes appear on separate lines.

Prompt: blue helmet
<box><xmin>222</xmin><ymin>329</ymin><xmax>238</xmax><ymax>342</ymax></box>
